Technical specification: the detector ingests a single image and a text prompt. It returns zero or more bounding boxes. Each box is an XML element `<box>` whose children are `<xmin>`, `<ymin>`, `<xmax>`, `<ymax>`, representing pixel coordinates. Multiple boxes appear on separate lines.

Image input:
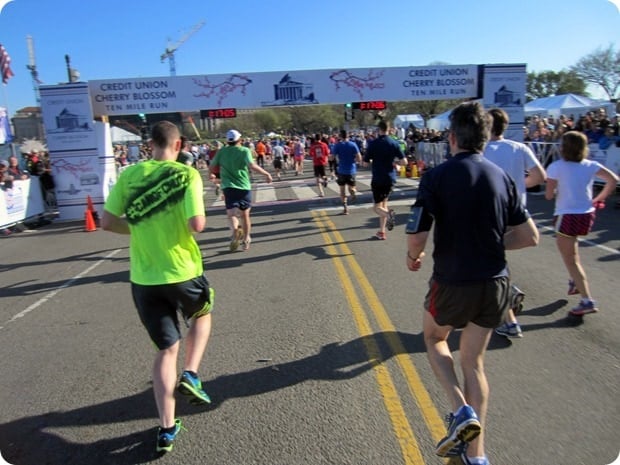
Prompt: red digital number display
<box><xmin>353</xmin><ymin>101</ymin><xmax>387</xmax><ymax>111</ymax></box>
<box><xmin>202</xmin><ymin>108</ymin><xmax>237</xmax><ymax>119</ymax></box>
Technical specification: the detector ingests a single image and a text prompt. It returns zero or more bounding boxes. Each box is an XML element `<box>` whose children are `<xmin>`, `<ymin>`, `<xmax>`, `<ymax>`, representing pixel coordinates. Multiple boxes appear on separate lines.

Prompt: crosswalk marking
<box><xmin>203</xmin><ymin>174</ymin><xmax>420</xmax><ymax>209</ymax></box>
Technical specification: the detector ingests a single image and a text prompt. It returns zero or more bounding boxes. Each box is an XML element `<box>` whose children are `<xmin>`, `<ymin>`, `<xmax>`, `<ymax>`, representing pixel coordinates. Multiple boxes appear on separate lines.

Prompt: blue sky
<box><xmin>0</xmin><ymin>0</ymin><xmax>618</xmax><ymax>117</ymax></box>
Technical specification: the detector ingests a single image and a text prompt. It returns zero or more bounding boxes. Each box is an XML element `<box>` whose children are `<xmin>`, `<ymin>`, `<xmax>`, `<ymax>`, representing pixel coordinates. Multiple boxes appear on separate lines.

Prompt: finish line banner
<box><xmin>88</xmin><ymin>64</ymin><xmax>484</xmax><ymax>115</ymax></box>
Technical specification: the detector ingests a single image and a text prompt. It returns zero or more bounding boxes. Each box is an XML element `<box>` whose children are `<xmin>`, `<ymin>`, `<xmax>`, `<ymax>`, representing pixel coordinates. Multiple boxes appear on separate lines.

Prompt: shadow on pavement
<box><xmin>0</xmin><ymin>323</ymin><xmax>578</xmax><ymax>464</ymax></box>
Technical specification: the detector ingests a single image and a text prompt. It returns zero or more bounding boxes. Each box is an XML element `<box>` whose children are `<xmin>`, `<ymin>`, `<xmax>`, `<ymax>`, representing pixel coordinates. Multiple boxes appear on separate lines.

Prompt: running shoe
<box><xmin>242</xmin><ymin>237</ymin><xmax>251</xmax><ymax>251</ymax></box>
<box><xmin>342</xmin><ymin>207</ymin><xmax>349</xmax><ymax>215</ymax></box>
<box><xmin>229</xmin><ymin>227</ymin><xmax>243</xmax><ymax>252</ymax></box>
<box><xmin>435</xmin><ymin>405</ymin><xmax>481</xmax><ymax>457</ymax></box>
<box><xmin>445</xmin><ymin>441</ymin><xmax>469</xmax><ymax>457</ymax></box>
<box><xmin>375</xmin><ymin>231</ymin><xmax>386</xmax><ymax>240</ymax></box>
<box><xmin>322</xmin><ymin>178</ymin><xmax>328</xmax><ymax>188</ymax></box>
<box><xmin>460</xmin><ymin>453</ymin><xmax>490</xmax><ymax>465</ymax></box>
<box><xmin>569</xmin><ymin>300</ymin><xmax>598</xmax><ymax>316</ymax></box>
<box><xmin>156</xmin><ymin>418</ymin><xmax>184</xmax><ymax>453</ymax></box>
<box><xmin>494</xmin><ymin>322</ymin><xmax>523</xmax><ymax>338</ymax></box>
<box><xmin>386</xmin><ymin>209</ymin><xmax>396</xmax><ymax>231</ymax></box>
<box><xmin>350</xmin><ymin>191</ymin><xmax>357</xmax><ymax>203</ymax></box>
<box><xmin>177</xmin><ymin>371</ymin><xmax>211</xmax><ymax>405</ymax></box>
<box><xmin>509</xmin><ymin>284</ymin><xmax>525</xmax><ymax>314</ymax></box>
<box><xmin>567</xmin><ymin>279</ymin><xmax>580</xmax><ymax>295</ymax></box>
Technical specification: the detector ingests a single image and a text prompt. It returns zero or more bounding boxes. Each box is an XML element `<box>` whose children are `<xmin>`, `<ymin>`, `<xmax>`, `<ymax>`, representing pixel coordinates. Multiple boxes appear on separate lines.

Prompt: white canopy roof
<box><xmin>110</xmin><ymin>126</ymin><xmax>141</xmax><ymax>143</ymax></box>
<box><xmin>394</xmin><ymin>114</ymin><xmax>425</xmax><ymax>129</ymax></box>
<box><xmin>427</xmin><ymin>109</ymin><xmax>452</xmax><ymax>131</ymax></box>
<box><xmin>524</xmin><ymin>93</ymin><xmax>615</xmax><ymax>118</ymax></box>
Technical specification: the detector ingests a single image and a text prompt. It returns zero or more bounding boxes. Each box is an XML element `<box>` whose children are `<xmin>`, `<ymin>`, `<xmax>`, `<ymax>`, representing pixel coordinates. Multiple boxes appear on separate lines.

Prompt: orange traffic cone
<box><xmin>84</xmin><ymin>208</ymin><xmax>97</xmax><ymax>232</ymax></box>
<box><xmin>86</xmin><ymin>195</ymin><xmax>95</xmax><ymax>212</ymax></box>
<box><xmin>86</xmin><ymin>195</ymin><xmax>99</xmax><ymax>222</ymax></box>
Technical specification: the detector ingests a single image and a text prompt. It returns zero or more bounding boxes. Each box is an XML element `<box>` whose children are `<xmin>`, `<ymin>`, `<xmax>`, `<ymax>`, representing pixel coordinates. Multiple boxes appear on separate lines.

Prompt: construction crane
<box><xmin>160</xmin><ymin>20</ymin><xmax>205</xmax><ymax>76</ymax></box>
<box><xmin>26</xmin><ymin>35</ymin><xmax>42</xmax><ymax>105</ymax></box>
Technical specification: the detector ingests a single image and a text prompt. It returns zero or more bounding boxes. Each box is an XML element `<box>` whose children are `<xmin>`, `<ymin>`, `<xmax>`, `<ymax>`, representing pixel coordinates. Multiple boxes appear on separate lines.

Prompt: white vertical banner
<box><xmin>40</xmin><ymin>83</ymin><xmax>107</xmax><ymax>221</ymax></box>
<box><xmin>95</xmin><ymin>121</ymin><xmax>118</xmax><ymax>202</ymax></box>
<box><xmin>483</xmin><ymin>64</ymin><xmax>527</xmax><ymax>142</ymax></box>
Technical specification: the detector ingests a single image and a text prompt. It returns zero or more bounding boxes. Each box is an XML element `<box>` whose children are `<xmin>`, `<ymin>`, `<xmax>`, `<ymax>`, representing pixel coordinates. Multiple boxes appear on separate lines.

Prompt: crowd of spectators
<box><xmin>524</xmin><ymin>108</ymin><xmax>620</xmax><ymax>148</ymax></box>
<box><xmin>1</xmin><ymin>151</ymin><xmax>55</xmax><ymax>235</ymax></box>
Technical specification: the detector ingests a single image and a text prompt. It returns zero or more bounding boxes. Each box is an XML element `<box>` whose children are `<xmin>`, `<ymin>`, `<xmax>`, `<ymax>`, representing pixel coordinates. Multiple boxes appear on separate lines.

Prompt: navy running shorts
<box><xmin>223</xmin><ymin>187</ymin><xmax>252</xmax><ymax>211</ymax></box>
<box><xmin>131</xmin><ymin>274</ymin><xmax>214</xmax><ymax>350</ymax></box>
<box><xmin>424</xmin><ymin>277</ymin><xmax>510</xmax><ymax>329</ymax></box>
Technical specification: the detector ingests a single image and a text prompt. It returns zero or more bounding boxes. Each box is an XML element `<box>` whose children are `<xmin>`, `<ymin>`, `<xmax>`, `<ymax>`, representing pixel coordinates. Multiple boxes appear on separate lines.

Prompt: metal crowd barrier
<box><xmin>415</xmin><ymin>141</ymin><xmax>561</xmax><ymax>168</ymax></box>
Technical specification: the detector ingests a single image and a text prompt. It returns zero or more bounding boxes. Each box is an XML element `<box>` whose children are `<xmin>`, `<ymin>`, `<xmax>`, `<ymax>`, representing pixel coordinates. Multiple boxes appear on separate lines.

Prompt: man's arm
<box><xmin>504</xmin><ymin>217</ymin><xmax>539</xmax><ymax>250</ymax></box>
<box><xmin>525</xmin><ymin>162</ymin><xmax>546</xmax><ymax>188</ymax></box>
<box><xmin>188</xmin><ymin>215</ymin><xmax>206</xmax><ymax>233</ymax></box>
<box><xmin>406</xmin><ymin>231</ymin><xmax>428</xmax><ymax>271</ymax></box>
<box><xmin>249</xmin><ymin>162</ymin><xmax>273</xmax><ymax>183</ymax></box>
<box><xmin>101</xmin><ymin>210</ymin><xmax>130</xmax><ymax>235</ymax></box>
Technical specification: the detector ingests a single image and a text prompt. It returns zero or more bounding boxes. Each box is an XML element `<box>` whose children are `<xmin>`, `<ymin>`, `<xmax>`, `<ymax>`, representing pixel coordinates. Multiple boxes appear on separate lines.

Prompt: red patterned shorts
<box><xmin>554</xmin><ymin>212</ymin><xmax>595</xmax><ymax>237</ymax></box>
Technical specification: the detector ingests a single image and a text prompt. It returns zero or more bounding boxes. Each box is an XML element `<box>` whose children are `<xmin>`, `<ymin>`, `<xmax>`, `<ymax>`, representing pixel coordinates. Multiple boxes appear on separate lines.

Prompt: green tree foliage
<box><xmin>526</xmin><ymin>70</ymin><xmax>588</xmax><ymax>101</ymax></box>
<box><xmin>570</xmin><ymin>44</ymin><xmax>620</xmax><ymax>100</ymax></box>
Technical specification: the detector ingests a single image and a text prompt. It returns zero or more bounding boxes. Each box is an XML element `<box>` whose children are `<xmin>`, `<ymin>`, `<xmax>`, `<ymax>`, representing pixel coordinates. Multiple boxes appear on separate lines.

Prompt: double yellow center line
<box><xmin>312</xmin><ymin>210</ymin><xmax>447</xmax><ymax>465</ymax></box>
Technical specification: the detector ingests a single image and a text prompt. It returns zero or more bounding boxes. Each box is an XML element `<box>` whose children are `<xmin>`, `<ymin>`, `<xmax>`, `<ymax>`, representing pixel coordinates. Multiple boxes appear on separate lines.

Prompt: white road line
<box><xmin>0</xmin><ymin>248</ymin><xmax>122</xmax><ymax>331</ymax></box>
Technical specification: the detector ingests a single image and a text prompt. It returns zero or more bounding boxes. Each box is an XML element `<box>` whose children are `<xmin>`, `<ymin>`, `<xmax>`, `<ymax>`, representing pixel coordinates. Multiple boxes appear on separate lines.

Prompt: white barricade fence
<box><xmin>0</xmin><ymin>178</ymin><xmax>46</xmax><ymax>229</ymax></box>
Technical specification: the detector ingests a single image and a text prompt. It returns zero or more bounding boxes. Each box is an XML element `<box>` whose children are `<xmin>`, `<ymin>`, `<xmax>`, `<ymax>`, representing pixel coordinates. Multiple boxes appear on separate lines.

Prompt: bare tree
<box><xmin>570</xmin><ymin>44</ymin><xmax>620</xmax><ymax>100</ymax></box>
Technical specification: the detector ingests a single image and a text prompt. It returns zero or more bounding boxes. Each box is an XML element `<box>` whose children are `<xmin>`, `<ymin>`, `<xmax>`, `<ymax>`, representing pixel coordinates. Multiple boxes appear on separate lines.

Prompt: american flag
<box><xmin>0</xmin><ymin>44</ymin><xmax>14</xmax><ymax>84</ymax></box>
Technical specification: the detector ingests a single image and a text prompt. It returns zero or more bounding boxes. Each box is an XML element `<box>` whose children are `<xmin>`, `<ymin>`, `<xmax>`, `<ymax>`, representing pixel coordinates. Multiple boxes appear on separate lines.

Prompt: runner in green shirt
<box><xmin>210</xmin><ymin>129</ymin><xmax>272</xmax><ymax>251</ymax></box>
<box><xmin>102</xmin><ymin>121</ymin><xmax>214</xmax><ymax>454</ymax></box>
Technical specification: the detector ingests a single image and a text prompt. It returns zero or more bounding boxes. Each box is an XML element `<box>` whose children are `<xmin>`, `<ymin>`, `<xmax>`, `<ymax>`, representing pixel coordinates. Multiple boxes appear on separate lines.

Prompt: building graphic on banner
<box><xmin>53</xmin><ymin>108</ymin><xmax>92</xmax><ymax>132</ymax></box>
<box><xmin>493</xmin><ymin>85</ymin><xmax>521</xmax><ymax>107</ymax></box>
<box><xmin>262</xmin><ymin>74</ymin><xmax>317</xmax><ymax>106</ymax></box>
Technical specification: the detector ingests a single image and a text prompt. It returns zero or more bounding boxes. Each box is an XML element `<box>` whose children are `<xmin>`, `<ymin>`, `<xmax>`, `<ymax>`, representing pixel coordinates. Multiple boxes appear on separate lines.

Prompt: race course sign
<box><xmin>88</xmin><ymin>64</ymin><xmax>488</xmax><ymax>116</ymax></box>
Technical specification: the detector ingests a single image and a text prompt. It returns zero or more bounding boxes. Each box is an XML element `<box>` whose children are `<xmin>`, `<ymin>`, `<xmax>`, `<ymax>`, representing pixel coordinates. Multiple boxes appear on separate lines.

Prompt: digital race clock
<box><xmin>352</xmin><ymin>101</ymin><xmax>387</xmax><ymax>111</ymax></box>
<box><xmin>200</xmin><ymin>108</ymin><xmax>237</xmax><ymax>119</ymax></box>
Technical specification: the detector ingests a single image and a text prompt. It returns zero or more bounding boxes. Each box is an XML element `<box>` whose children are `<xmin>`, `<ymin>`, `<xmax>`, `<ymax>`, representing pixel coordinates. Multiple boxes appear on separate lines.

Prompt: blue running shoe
<box><xmin>494</xmin><ymin>322</ymin><xmax>523</xmax><ymax>338</ymax></box>
<box><xmin>569</xmin><ymin>299</ymin><xmax>598</xmax><ymax>316</ymax></box>
<box><xmin>156</xmin><ymin>418</ymin><xmax>184</xmax><ymax>453</ymax></box>
<box><xmin>567</xmin><ymin>279</ymin><xmax>579</xmax><ymax>295</ymax></box>
<box><xmin>435</xmin><ymin>405</ymin><xmax>481</xmax><ymax>457</ymax></box>
<box><xmin>177</xmin><ymin>371</ymin><xmax>211</xmax><ymax>405</ymax></box>
<box><xmin>445</xmin><ymin>440</ymin><xmax>468</xmax><ymax>457</ymax></box>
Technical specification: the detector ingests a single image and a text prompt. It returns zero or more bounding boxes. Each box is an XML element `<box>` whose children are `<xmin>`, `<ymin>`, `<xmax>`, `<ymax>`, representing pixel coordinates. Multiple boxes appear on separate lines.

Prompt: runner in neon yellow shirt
<box><xmin>102</xmin><ymin>121</ymin><xmax>214</xmax><ymax>454</ymax></box>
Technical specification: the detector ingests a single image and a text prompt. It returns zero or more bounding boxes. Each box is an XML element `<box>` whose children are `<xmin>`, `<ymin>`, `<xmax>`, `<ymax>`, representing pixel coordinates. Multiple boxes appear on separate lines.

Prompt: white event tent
<box><xmin>426</xmin><ymin>109</ymin><xmax>452</xmax><ymax>131</ymax></box>
<box><xmin>110</xmin><ymin>126</ymin><xmax>142</xmax><ymax>144</ymax></box>
<box><xmin>394</xmin><ymin>114</ymin><xmax>425</xmax><ymax>130</ymax></box>
<box><xmin>524</xmin><ymin>94</ymin><xmax>615</xmax><ymax>119</ymax></box>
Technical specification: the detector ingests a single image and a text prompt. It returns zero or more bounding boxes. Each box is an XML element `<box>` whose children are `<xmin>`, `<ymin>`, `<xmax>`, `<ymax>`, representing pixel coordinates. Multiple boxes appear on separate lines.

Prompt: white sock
<box><xmin>464</xmin><ymin>457</ymin><xmax>488</xmax><ymax>465</ymax></box>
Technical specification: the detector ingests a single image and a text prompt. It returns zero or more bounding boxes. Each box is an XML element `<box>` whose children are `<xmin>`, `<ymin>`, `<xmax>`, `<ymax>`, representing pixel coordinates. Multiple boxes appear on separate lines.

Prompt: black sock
<box><xmin>160</xmin><ymin>424</ymin><xmax>176</xmax><ymax>434</ymax></box>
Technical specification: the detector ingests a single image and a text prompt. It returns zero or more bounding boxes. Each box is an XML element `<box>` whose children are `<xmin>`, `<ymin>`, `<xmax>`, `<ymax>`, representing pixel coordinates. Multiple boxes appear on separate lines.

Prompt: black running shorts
<box><xmin>424</xmin><ymin>277</ymin><xmax>510</xmax><ymax>329</ymax></box>
<box><xmin>131</xmin><ymin>274</ymin><xmax>214</xmax><ymax>350</ymax></box>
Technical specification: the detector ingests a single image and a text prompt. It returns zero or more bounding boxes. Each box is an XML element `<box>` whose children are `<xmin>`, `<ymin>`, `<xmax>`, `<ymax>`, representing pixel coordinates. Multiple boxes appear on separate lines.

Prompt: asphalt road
<box><xmin>1</xmin><ymin>168</ymin><xmax>619</xmax><ymax>465</ymax></box>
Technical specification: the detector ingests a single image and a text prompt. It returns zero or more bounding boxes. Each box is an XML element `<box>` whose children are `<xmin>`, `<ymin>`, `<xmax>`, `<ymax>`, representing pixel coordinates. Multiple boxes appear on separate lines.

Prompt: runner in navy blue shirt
<box><xmin>405</xmin><ymin>102</ymin><xmax>539</xmax><ymax>465</ymax></box>
<box><xmin>363</xmin><ymin>121</ymin><xmax>406</xmax><ymax>239</ymax></box>
<box><xmin>332</xmin><ymin>129</ymin><xmax>362</xmax><ymax>215</ymax></box>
